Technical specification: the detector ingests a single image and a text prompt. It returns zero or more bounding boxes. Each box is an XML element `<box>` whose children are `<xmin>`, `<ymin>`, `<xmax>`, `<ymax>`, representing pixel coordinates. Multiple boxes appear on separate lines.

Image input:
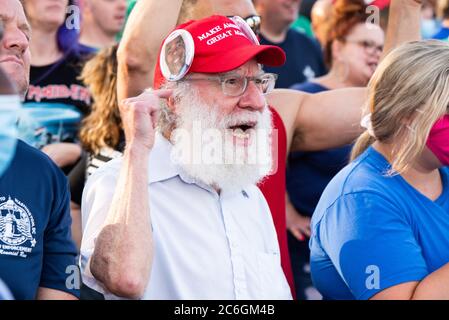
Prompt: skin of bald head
<box><xmin>0</xmin><ymin>0</ymin><xmax>31</xmax><ymax>96</ymax></box>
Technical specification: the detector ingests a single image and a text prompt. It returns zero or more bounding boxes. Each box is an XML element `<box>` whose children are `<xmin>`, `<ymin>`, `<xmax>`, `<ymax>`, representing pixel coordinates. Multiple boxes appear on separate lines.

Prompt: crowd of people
<box><xmin>0</xmin><ymin>0</ymin><xmax>448</xmax><ymax>300</ymax></box>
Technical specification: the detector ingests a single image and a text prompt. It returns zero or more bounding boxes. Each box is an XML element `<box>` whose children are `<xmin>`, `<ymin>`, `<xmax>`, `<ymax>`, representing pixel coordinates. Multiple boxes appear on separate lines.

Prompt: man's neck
<box><xmin>29</xmin><ymin>26</ymin><xmax>63</xmax><ymax>66</ymax></box>
<box><xmin>260</xmin><ymin>18</ymin><xmax>289</xmax><ymax>43</ymax></box>
<box><xmin>80</xmin><ymin>22</ymin><xmax>116</xmax><ymax>49</ymax></box>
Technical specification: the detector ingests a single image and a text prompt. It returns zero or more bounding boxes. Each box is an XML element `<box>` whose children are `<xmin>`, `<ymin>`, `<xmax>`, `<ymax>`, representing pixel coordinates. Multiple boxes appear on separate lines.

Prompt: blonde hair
<box><xmin>79</xmin><ymin>44</ymin><xmax>121</xmax><ymax>154</ymax></box>
<box><xmin>351</xmin><ymin>40</ymin><xmax>449</xmax><ymax>174</ymax></box>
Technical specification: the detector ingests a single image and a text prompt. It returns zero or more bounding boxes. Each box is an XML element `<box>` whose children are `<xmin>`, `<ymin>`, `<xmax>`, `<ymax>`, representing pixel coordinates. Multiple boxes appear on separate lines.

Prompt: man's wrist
<box><xmin>125</xmin><ymin>142</ymin><xmax>153</xmax><ymax>158</ymax></box>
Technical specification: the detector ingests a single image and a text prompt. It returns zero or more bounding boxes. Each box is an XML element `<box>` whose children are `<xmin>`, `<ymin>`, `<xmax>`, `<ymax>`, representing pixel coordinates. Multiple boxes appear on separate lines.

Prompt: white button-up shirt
<box><xmin>80</xmin><ymin>133</ymin><xmax>292</xmax><ymax>300</ymax></box>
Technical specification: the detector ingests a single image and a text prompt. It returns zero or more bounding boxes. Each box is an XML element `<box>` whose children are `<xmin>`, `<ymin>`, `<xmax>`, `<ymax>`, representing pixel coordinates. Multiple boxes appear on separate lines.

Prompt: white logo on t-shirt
<box><xmin>303</xmin><ymin>65</ymin><xmax>316</xmax><ymax>81</ymax></box>
<box><xmin>0</xmin><ymin>196</ymin><xmax>36</xmax><ymax>258</ymax></box>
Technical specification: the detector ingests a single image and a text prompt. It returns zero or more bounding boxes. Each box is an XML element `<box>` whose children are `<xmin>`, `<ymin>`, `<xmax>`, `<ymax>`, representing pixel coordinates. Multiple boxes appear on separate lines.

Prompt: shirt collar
<box><xmin>147</xmin><ymin>132</ymin><xmax>181</xmax><ymax>184</ymax></box>
<box><xmin>147</xmin><ymin>133</ymin><xmax>214</xmax><ymax>191</ymax></box>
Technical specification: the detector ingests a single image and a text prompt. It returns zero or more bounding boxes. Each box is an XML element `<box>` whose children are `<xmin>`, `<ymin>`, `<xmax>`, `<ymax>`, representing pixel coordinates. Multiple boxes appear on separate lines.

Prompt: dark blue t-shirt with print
<box><xmin>259</xmin><ymin>29</ymin><xmax>326</xmax><ymax>88</ymax></box>
<box><xmin>0</xmin><ymin>140</ymin><xmax>79</xmax><ymax>300</ymax></box>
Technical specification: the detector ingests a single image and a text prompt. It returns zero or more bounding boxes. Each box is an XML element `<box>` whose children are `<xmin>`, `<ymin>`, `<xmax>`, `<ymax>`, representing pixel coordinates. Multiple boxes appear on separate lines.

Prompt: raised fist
<box><xmin>120</xmin><ymin>89</ymin><xmax>173</xmax><ymax>150</ymax></box>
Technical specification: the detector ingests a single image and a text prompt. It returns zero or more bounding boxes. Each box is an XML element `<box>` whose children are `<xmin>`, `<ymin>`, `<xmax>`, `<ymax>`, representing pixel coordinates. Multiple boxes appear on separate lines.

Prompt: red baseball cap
<box><xmin>154</xmin><ymin>15</ymin><xmax>286</xmax><ymax>88</ymax></box>
<box><xmin>331</xmin><ymin>0</ymin><xmax>390</xmax><ymax>9</ymax></box>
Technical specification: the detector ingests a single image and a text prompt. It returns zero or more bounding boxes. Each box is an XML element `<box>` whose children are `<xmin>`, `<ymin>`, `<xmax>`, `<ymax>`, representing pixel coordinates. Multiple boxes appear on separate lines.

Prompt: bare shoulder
<box><xmin>267</xmin><ymin>89</ymin><xmax>306</xmax><ymax>128</ymax></box>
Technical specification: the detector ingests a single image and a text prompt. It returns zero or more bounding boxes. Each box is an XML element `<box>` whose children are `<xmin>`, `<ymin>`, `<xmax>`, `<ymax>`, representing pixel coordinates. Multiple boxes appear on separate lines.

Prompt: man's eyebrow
<box><xmin>0</xmin><ymin>14</ymin><xmax>32</xmax><ymax>37</ymax></box>
<box><xmin>19</xmin><ymin>22</ymin><xmax>32</xmax><ymax>36</ymax></box>
<box><xmin>221</xmin><ymin>69</ymin><xmax>265</xmax><ymax>77</ymax></box>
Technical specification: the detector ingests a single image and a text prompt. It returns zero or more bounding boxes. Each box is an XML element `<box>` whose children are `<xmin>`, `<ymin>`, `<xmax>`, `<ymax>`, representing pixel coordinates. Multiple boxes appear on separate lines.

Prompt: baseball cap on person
<box><xmin>154</xmin><ymin>15</ymin><xmax>286</xmax><ymax>88</ymax></box>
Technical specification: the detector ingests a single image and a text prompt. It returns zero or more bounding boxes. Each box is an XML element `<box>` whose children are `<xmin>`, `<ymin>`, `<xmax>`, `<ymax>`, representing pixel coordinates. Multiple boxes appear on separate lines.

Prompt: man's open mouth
<box><xmin>228</xmin><ymin>122</ymin><xmax>257</xmax><ymax>138</ymax></box>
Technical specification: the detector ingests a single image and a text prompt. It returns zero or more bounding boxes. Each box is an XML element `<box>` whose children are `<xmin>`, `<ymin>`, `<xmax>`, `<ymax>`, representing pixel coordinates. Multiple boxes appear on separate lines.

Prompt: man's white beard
<box><xmin>169</xmin><ymin>88</ymin><xmax>273</xmax><ymax>193</ymax></box>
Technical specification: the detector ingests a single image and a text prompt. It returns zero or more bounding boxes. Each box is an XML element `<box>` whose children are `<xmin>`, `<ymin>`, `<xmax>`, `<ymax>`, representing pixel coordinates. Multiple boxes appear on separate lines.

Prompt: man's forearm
<box><xmin>383</xmin><ymin>0</ymin><xmax>422</xmax><ymax>58</ymax></box>
<box><xmin>117</xmin><ymin>0</ymin><xmax>183</xmax><ymax>101</ymax></box>
<box><xmin>90</xmin><ymin>145</ymin><xmax>153</xmax><ymax>299</ymax></box>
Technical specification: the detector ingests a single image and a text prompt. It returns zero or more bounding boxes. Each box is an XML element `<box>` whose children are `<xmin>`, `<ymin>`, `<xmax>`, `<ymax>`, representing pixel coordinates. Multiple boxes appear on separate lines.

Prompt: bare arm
<box><xmin>371</xmin><ymin>262</ymin><xmax>449</xmax><ymax>300</ymax></box>
<box><xmin>382</xmin><ymin>0</ymin><xmax>422</xmax><ymax>58</ymax></box>
<box><xmin>267</xmin><ymin>88</ymin><xmax>367</xmax><ymax>152</ymax></box>
<box><xmin>117</xmin><ymin>0</ymin><xmax>257</xmax><ymax>101</ymax></box>
<box><xmin>90</xmin><ymin>142</ymin><xmax>152</xmax><ymax>299</ymax></box>
<box><xmin>36</xmin><ymin>287</ymin><xmax>78</xmax><ymax>300</ymax></box>
<box><xmin>117</xmin><ymin>0</ymin><xmax>183</xmax><ymax>101</ymax></box>
<box><xmin>285</xmin><ymin>193</ymin><xmax>311</xmax><ymax>241</ymax></box>
<box><xmin>89</xmin><ymin>90</ymin><xmax>171</xmax><ymax>299</ymax></box>
<box><xmin>272</xmin><ymin>0</ymin><xmax>422</xmax><ymax>152</ymax></box>
<box><xmin>41</xmin><ymin>143</ymin><xmax>81</xmax><ymax>168</ymax></box>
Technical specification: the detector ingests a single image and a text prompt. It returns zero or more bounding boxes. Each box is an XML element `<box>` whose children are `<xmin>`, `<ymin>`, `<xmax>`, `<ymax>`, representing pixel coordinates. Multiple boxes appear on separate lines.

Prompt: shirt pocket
<box><xmin>256</xmin><ymin>252</ymin><xmax>292</xmax><ymax>300</ymax></box>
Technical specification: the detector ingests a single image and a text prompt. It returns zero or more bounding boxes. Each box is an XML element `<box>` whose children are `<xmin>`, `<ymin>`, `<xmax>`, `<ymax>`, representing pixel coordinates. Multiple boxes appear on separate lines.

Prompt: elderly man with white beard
<box><xmin>80</xmin><ymin>15</ymin><xmax>292</xmax><ymax>300</ymax></box>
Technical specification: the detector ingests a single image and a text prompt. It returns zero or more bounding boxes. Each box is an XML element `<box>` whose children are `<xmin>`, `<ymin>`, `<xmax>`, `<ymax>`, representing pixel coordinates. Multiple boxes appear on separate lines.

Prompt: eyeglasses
<box><xmin>180</xmin><ymin>73</ymin><xmax>278</xmax><ymax>97</ymax></box>
<box><xmin>346</xmin><ymin>40</ymin><xmax>383</xmax><ymax>55</ymax></box>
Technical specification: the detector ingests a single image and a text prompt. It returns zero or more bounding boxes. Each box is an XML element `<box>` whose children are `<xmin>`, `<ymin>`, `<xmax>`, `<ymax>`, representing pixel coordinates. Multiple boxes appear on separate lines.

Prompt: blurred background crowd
<box><xmin>1</xmin><ymin>0</ymin><xmax>448</xmax><ymax>300</ymax></box>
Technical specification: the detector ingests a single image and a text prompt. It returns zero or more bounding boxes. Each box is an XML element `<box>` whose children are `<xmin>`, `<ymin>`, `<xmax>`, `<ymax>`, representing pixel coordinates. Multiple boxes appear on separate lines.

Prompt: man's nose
<box><xmin>237</xmin><ymin>80</ymin><xmax>266</xmax><ymax>112</ymax></box>
<box><xmin>119</xmin><ymin>0</ymin><xmax>128</xmax><ymax>11</ymax></box>
<box><xmin>2</xmin><ymin>24</ymin><xmax>29</xmax><ymax>54</ymax></box>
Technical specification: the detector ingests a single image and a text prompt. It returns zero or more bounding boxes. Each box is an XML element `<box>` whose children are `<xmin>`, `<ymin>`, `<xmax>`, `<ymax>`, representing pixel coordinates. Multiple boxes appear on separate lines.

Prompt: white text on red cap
<box><xmin>197</xmin><ymin>23</ymin><xmax>247</xmax><ymax>46</ymax></box>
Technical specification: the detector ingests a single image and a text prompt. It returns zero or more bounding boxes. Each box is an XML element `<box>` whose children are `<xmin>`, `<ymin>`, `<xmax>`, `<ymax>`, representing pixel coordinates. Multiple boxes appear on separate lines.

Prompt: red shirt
<box><xmin>258</xmin><ymin>107</ymin><xmax>295</xmax><ymax>298</ymax></box>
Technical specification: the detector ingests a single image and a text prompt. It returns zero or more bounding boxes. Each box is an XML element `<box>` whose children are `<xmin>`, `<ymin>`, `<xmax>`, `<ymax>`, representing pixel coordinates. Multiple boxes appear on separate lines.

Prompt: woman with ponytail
<box><xmin>310</xmin><ymin>40</ymin><xmax>449</xmax><ymax>300</ymax></box>
<box><xmin>286</xmin><ymin>0</ymin><xmax>384</xmax><ymax>300</ymax></box>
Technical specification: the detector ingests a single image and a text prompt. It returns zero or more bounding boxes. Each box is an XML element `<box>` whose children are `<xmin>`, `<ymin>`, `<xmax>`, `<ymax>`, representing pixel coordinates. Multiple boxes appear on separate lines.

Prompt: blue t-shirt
<box><xmin>432</xmin><ymin>27</ymin><xmax>449</xmax><ymax>41</ymax></box>
<box><xmin>0</xmin><ymin>140</ymin><xmax>79</xmax><ymax>300</ymax></box>
<box><xmin>310</xmin><ymin>146</ymin><xmax>449</xmax><ymax>300</ymax></box>
<box><xmin>287</xmin><ymin>82</ymin><xmax>352</xmax><ymax>217</ymax></box>
<box><xmin>0</xmin><ymin>278</ymin><xmax>13</xmax><ymax>300</ymax></box>
<box><xmin>259</xmin><ymin>29</ymin><xmax>326</xmax><ymax>88</ymax></box>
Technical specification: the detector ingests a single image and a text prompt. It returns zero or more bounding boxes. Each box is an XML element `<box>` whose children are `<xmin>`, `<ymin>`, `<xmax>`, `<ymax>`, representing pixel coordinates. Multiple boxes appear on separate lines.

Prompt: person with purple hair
<box><xmin>21</xmin><ymin>0</ymin><xmax>94</xmax><ymax>171</ymax></box>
